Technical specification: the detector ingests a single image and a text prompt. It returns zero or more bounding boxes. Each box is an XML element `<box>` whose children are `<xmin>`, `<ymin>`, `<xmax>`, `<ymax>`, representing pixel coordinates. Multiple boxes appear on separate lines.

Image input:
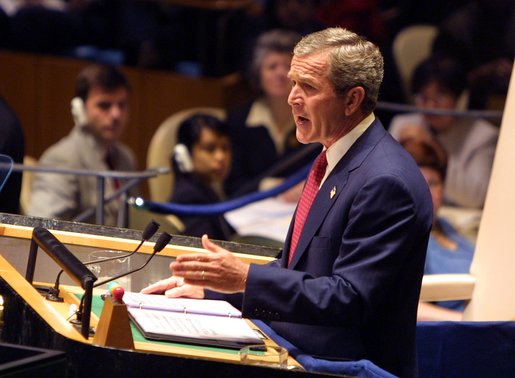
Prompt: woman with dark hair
<box><xmin>225</xmin><ymin>29</ymin><xmax>319</xmax><ymax>197</ymax></box>
<box><xmin>389</xmin><ymin>56</ymin><xmax>499</xmax><ymax>209</ymax></box>
<box><xmin>170</xmin><ymin>113</ymin><xmax>235</xmax><ymax>240</ymax></box>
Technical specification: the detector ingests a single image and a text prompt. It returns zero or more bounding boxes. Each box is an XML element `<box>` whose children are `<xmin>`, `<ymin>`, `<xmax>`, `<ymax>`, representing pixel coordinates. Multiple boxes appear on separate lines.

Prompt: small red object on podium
<box><xmin>111</xmin><ymin>286</ymin><xmax>125</xmax><ymax>303</ymax></box>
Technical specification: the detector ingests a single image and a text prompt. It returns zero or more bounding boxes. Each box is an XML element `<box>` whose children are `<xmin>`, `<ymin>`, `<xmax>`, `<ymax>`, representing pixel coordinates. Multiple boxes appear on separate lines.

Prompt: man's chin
<box><xmin>295</xmin><ymin>131</ymin><xmax>311</xmax><ymax>145</ymax></box>
<box><xmin>101</xmin><ymin>131</ymin><xmax>122</xmax><ymax>143</ymax></box>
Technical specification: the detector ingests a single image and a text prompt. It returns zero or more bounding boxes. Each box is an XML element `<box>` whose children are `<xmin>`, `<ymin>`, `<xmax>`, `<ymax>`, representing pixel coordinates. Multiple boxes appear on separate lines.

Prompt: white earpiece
<box><xmin>173</xmin><ymin>143</ymin><xmax>194</xmax><ymax>173</ymax></box>
<box><xmin>70</xmin><ymin>97</ymin><xmax>87</xmax><ymax>127</ymax></box>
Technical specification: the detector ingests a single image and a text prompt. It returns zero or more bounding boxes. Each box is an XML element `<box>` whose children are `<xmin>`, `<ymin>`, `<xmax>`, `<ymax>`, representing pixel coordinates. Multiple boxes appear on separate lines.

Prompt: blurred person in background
<box><xmin>28</xmin><ymin>63</ymin><xmax>135</xmax><ymax>226</ymax></box>
<box><xmin>170</xmin><ymin>113</ymin><xmax>235</xmax><ymax>241</ymax></box>
<box><xmin>389</xmin><ymin>56</ymin><xmax>499</xmax><ymax>209</ymax></box>
<box><xmin>4</xmin><ymin>0</ymin><xmax>161</xmax><ymax>66</ymax></box>
<box><xmin>432</xmin><ymin>0</ymin><xmax>514</xmax><ymax>113</ymax></box>
<box><xmin>226</xmin><ymin>29</ymin><xmax>318</xmax><ymax>197</ymax></box>
<box><xmin>400</xmin><ymin>129</ymin><xmax>474</xmax><ymax>321</ymax></box>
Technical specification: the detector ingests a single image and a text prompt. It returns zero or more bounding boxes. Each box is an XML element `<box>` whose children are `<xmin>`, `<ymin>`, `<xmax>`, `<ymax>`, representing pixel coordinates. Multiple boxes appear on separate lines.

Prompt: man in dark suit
<box><xmin>143</xmin><ymin>27</ymin><xmax>432</xmax><ymax>377</ymax></box>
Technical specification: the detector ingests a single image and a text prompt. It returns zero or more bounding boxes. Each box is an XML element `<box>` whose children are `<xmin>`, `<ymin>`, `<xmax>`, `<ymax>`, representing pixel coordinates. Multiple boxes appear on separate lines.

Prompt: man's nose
<box><xmin>110</xmin><ymin>105</ymin><xmax>123</xmax><ymax>119</ymax></box>
<box><xmin>288</xmin><ymin>86</ymin><xmax>300</xmax><ymax>106</ymax></box>
<box><xmin>214</xmin><ymin>149</ymin><xmax>228</xmax><ymax>162</ymax></box>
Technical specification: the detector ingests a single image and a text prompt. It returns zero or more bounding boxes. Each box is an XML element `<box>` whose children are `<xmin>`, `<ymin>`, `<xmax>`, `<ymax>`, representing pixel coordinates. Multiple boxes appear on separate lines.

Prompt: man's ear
<box><xmin>344</xmin><ymin>86</ymin><xmax>366</xmax><ymax>116</ymax></box>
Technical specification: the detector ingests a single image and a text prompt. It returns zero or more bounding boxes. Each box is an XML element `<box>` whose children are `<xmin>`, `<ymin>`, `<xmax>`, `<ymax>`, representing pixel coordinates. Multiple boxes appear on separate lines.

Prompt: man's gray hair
<box><xmin>294</xmin><ymin>28</ymin><xmax>384</xmax><ymax>114</ymax></box>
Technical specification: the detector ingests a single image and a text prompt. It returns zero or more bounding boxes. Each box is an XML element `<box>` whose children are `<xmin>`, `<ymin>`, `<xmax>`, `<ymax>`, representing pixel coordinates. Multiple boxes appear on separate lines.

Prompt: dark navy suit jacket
<box><xmin>209</xmin><ymin>119</ymin><xmax>432</xmax><ymax>377</ymax></box>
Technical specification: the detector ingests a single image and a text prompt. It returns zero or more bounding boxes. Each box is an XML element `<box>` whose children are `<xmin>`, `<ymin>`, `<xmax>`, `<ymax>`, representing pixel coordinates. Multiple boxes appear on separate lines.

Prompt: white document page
<box><xmin>123</xmin><ymin>292</ymin><xmax>242</xmax><ymax>318</ymax></box>
<box><xmin>128</xmin><ymin>307</ymin><xmax>263</xmax><ymax>347</ymax></box>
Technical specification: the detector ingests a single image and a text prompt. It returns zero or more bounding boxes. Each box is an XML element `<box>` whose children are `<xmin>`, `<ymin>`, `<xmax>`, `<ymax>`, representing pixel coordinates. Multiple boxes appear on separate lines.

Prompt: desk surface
<box><xmin>0</xmin><ymin>255</ymin><xmax>302</xmax><ymax>369</ymax></box>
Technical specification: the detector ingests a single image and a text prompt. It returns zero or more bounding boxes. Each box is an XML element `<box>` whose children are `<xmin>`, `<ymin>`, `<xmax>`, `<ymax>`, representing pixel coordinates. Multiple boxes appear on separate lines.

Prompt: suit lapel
<box><xmin>288</xmin><ymin>120</ymin><xmax>387</xmax><ymax>268</ymax></box>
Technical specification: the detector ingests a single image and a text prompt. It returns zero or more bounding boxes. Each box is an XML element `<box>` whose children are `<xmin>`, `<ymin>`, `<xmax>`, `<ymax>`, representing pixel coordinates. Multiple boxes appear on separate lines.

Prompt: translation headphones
<box><xmin>173</xmin><ymin>143</ymin><xmax>194</xmax><ymax>173</ymax></box>
<box><xmin>70</xmin><ymin>97</ymin><xmax>88</xmax><ymax>127</ymax></box>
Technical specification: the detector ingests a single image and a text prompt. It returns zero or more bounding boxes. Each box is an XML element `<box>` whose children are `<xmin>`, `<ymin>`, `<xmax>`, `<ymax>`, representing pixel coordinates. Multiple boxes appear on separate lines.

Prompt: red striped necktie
<box><xmin>288</xmin><ymin>150</ymin><xmax>327</xmax><ymax>265</ymax></box>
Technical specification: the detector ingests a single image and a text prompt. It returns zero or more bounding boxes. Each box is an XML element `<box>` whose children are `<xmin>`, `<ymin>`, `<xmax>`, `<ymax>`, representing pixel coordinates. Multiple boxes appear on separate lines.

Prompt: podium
<box><xmin>0</xmin><ymin>214</ymin><xmax>317</xmax><ymax>377</ymax></box>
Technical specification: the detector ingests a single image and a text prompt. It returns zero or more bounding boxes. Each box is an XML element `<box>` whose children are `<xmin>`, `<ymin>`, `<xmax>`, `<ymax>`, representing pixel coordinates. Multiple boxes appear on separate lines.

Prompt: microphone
<box><xmin>93</xmin><ymin>231</ymin><xmax>173</xmax><ymax>288</ymax></box>
<box><xmin>82</xmin><ymin>220</ymin><xmax>160</xmax><ymax>265</ymax></box>
<box><xmin>71</xmin><ymin>231</ymin><xmax>173</xmax><ymax>334</ymax></box>
<box><xmin>25</xmin><ymin>227</ymin><xmax>97</xmax><ymax>339</ymax></box>
<box><xmin>46</xmin><ymin>220</ymin><xmax>160</xmax><ymax>302</ymax></box>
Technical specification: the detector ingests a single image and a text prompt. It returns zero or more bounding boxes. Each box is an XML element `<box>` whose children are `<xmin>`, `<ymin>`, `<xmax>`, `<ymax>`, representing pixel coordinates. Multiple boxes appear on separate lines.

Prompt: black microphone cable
<box><xmin>83</xmin><ymin>220</ymin><xmax>160</xmax><ymax>266</ymax></box>
<box><xmin>93</xmin><ymin>231</ymin><xmax>172</xmax><ymax>288</ymax></box>
<box><xmin>72</xmin><ymin>231</ymin><xmax>172</xmax><ymax>332</ymax></box>
<box><xmin>46</xmin><ymin>220</ymin><xmax>160</xmax><ymax>302</ymax></box>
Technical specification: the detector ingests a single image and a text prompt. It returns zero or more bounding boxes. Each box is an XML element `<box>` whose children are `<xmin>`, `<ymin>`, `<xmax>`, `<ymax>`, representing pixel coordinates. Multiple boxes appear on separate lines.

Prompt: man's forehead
<box><xmin>288</xmin><ymin>52</ymin><xmax>329</xmax><ymax>79</ymax></box>
<box><xmin>87</xmin><ymin>86</ymin><xmax>128</xmax><ymax>101</ymax></box>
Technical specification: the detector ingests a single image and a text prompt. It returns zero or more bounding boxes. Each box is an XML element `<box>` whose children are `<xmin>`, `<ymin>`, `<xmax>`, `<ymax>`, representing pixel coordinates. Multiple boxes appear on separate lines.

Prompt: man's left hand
<box><xmin>171</xmin><ymin>235</ymin><xmax>250</xmax><ymax>293</ymax></box>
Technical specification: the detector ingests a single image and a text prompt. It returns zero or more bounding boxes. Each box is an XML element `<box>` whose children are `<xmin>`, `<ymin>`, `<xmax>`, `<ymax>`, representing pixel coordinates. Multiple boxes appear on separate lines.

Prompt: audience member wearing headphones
<box><xmin>170</xmin><ymin>113</ymin><xmax>235</xmax><ymax>241</ymax></box>
<box><xmin>28</xmin><ymin>63</ymin><xmax>136</xmax><ymax>226</ymax></box>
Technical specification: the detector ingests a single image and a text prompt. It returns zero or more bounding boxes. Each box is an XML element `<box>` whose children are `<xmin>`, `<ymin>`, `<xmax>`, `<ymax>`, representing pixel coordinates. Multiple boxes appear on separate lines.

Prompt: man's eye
<box><xmin>201</xmin><ymin>145</ymin><xmax>216</xmax><ymax>153</ymax></box>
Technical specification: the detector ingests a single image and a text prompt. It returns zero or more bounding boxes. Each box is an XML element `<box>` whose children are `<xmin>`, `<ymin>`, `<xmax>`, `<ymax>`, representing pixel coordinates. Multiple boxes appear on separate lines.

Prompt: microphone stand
<box><xmin>71</xmin><ymin>232</ymin><xmax>172</xmax><ymax>339</ymax></box>
<box><xmin>93</xmin><ymin>232</ymin><xmax>172</xmax><ymax>288</ymax></box>
<box><xmin>25</xmin><ymin>227</ymin><xmax>98</xmax><ymax>339</ymax></box>
<box><xmin>47</xmin><ymin>220</ymin><xmax>160</xmax><ymax>302</ymax></box>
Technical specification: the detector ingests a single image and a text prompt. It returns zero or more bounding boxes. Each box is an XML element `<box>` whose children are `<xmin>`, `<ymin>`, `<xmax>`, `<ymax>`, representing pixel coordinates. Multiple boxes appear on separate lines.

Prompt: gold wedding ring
<box><xmin>201</xmin><ymin>270</ymin><xmax>205</xmax><ymax>280</ymax></box>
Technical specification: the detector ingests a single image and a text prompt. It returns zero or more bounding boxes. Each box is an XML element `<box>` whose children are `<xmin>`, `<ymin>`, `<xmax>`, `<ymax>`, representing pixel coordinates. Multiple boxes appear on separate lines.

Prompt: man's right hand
<box><xmin>140</xmin><ymin>276</ymin><xmax>205</xmax><ymax>299</ymax></box>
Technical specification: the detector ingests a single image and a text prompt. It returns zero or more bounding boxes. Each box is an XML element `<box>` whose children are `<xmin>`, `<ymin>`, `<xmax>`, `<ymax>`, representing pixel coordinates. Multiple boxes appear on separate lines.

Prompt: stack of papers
<box><xmin>123</xmin><ymin>292</ymin><xmax>264</xmax><ymax>349</ymax></box>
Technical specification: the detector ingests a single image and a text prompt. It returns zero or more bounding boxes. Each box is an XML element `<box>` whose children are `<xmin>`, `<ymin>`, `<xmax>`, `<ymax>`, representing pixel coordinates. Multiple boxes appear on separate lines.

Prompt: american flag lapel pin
<box><xmin>330</xmin><ymin>186</ymin><xmax>336</xmax><ymax>199</ymax></box>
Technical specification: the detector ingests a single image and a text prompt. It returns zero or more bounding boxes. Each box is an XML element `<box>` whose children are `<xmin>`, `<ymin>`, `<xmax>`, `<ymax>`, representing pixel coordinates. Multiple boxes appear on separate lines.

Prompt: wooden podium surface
<box><xmin>0</xmin><ymin>215</ymin><xmax>316</xmax><ymax>377</ymax></box>
<box><xmin>0</xmin><ymin>256</ymin><xmax>298</xmax><ymax>364</ymax></box>
<box><xmin>0</xmin><ymin>213</ymin><xmax>279</xmax><ymax>293</ymax></box>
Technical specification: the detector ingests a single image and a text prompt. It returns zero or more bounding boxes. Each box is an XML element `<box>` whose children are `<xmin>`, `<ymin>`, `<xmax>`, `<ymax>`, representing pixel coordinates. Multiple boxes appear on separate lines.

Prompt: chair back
<box><xmin>146</xmin><ymin>107</ymin><xmax>226</xmax><ymax>202</ymax></box>
<box><xmin>392</xmin><ymin>25</ymin><xmax>437</xmax><ymax>102</ymax></box>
